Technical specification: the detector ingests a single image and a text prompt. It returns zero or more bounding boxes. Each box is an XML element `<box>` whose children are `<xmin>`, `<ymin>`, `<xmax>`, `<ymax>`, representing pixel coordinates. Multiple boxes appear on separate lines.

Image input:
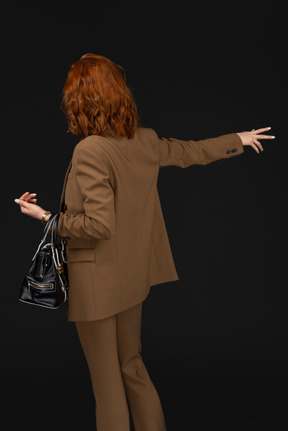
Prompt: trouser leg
<box><xmin>75</xmin><ymin>315</ymin><xmax>130</xmax><ymax>431</ymax></box>
<box><xmin>117</xmin><ymin>303</ymin><xmax>167</xmax><ymax>431</ymax></box>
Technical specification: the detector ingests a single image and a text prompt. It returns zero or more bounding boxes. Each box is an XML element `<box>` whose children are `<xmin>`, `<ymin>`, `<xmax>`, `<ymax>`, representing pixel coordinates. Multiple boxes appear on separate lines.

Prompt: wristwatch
<box><xmin>41</xmin><ymin>211</ymin><xmax>52</xmax><ymax>225</ymax></box>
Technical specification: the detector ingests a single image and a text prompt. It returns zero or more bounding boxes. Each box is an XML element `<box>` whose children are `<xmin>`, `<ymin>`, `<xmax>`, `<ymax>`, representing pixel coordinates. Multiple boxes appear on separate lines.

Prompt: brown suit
<box><xmin>57</xmin><ymin>127</ymin><xmax>243</xmax><ymax>321</ymax></box>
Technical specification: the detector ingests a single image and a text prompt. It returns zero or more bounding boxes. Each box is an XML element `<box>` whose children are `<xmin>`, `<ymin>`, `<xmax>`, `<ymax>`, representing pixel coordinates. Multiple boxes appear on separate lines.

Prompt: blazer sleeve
<box><xmin>153</xmin><ymin>130</ymin><xmax>244</xmax><ymax>168</ymax></box>
<box><xmin>57</xmin><ymin>144</ymin><xmax>115</xmax><ymax>240</ymax></box>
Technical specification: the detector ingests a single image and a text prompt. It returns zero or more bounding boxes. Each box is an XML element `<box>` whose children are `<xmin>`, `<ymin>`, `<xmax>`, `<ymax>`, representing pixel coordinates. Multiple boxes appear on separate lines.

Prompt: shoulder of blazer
<box><xmin>72</xmin><ymin>135</ymin><xmax>112</xmax><ymax>165</ymax></box>
<box><xmin>72</xmin><ymin>128</ymin><xmax>160</xmax><ymax>163</ymax></box>
<box><xmin>73</xmin><ymin>135</ymin><xmax>107</xmax><ymax>152</ymax></box>
<box><xmin>135</xmin><ymin>127</ymin><xmax>161</xmax><ymax>162</ymax></box>
<box><xmin>136</xmin><ymin>127</ymin><xmax>158</xmax><ymax>140</ymax></box>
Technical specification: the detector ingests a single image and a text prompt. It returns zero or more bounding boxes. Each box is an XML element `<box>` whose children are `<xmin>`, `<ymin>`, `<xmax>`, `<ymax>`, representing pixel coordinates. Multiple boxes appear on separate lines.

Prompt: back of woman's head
<box><xmin>62</xmin><ymin>54</ymin><xmax>140</xmax><ymax>139</ymax></box>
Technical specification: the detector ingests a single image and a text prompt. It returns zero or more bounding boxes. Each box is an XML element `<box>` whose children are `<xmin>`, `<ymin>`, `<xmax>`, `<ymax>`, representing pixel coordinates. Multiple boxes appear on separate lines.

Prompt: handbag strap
<box><xmin>31</xmin><ymin>213</ymin><xmax>57</xmax><ymax>261</ymax></box>
<box><xmin>51</xmin><ymin>213</ymin><xmax>60</xmax><ymax>245</ymax></box>
<box><xmin>41</xmin><ymin>213</ymin><xmax>57</xmax><ymax>243</ymax></box>
<box><xmin>50</xmin><ymin>213</ymin><xmax>67</xmax><ymax>276</ymax></box>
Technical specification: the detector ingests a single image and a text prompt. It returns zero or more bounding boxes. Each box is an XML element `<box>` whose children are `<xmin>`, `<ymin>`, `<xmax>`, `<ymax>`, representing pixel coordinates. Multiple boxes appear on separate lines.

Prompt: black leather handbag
<box><xmin>19</xmin><ymin>213</ymin><xmax>69</xmax><ymax>309</ymax></box>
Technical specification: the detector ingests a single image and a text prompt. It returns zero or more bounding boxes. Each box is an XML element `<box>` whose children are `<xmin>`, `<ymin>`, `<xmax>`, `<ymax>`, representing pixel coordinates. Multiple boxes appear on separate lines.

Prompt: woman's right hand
<box><xmin>14</xmin><ymin>192</ymin><xmax>51</xmax><ymax>222</ymax></box>
<box><xmin>236</xmin><ymin>127</ymin><xmax>275</xmax><ymax>153</ymax></box>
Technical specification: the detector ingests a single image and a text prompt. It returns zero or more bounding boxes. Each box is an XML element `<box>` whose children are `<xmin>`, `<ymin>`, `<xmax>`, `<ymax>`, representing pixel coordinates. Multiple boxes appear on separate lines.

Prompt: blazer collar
<box><xmin>101</xmin><ymin>126</ymin><xmax>116</xmax><ymax>137</ymax></box>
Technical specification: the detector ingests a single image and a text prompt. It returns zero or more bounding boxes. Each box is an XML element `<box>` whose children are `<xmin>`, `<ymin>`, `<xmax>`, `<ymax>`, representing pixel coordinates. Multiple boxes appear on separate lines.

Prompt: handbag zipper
<box><xmin>28</xmin><ymin>281</ymin><xmax>53</xmax><ymax>292</ymax></box>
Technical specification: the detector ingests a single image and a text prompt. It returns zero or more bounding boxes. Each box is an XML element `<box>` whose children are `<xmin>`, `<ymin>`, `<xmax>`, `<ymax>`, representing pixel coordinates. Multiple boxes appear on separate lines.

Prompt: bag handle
<box><xmin>49</xmin><ymin>214</ymin><xmax>67</xmax><ymax>280</ymax></box>
<box><xmin>51</xmin><ymin>213</ymin><xmax>60</xmax><ymax>245</ymax></box>
<box><xmin>41</xmin><ymin>213</ymin><xmax>58</xmax><ymax>243</ymax></box>
<box><xmin>31</xmin><ymin>213</ymin><xmax>57</xmax><ymax>261</ymax></box>
<box><xmin>48</xmin><ymin>214</ymin><xmax>67</xmax><ymax>266</ymax></box>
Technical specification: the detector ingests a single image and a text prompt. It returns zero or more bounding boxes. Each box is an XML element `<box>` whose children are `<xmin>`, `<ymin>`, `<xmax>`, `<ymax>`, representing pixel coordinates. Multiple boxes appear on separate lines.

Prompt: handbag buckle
<box><xmin>57</xmin><ymin>263</ymin><xmax>65</xmax><ymax>274</ymax></box>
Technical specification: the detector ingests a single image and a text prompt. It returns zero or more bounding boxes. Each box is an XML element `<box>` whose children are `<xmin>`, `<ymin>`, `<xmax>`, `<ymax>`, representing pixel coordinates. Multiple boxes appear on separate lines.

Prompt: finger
<box><xmin>19</xmin><ymin>192</ymin><xmax>37</xmax><ymax>200</ymax></box>
<box><xmin>25</xmin><ymin>198</ymin><xmax>37</xmax><ymax>204</ymax></box>
<box><xmin>23</xmin><ymin>193</ymin><xmax>37</xmax><ymax>202</ymax></box>
<box><xmin>250</xmin><ymin>142</ymin><xmax>260</xmax><ymax>153</ymax></box>
<box><xmin>15</xmin><ymin>199</ymin><xmax>30</xmax><ymax>213</ymax></box>
<box><xmin>19</xmin><ymin>192</ymin><xmax>30</xmax><ymax>199</ymax></box>
<box><xmin>254</xmin><ymin>134</ymin><xmax>275</xmax><ymax>140</ymax></box>
<box><xmin>253</xmin><ymin>139</ymin><xmax>263</xmax><ymax>151</ymax></box>
<box><xmin>16</xmin><ymin>199</ymin><xmax>30</xmax><ymax>209</ymax></box>
<box><xmin>252</xmin><ymin>127</ymin><xmax>272</xmax><ymax>134</ymax></box>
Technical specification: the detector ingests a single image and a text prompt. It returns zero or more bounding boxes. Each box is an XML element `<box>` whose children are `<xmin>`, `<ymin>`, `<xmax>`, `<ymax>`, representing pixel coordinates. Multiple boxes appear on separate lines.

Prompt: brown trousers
<box><xmin>75</xmin><ymin>302</ymin><xmax>167</xmax><ymax>431</ymax></box>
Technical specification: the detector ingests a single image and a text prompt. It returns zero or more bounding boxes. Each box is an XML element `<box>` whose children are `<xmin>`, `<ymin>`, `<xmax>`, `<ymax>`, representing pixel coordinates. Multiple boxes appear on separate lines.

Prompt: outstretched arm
<box><xmin>156</xmin><ymin>127</ymin><xmax>274</xmax><ymax>168</ymax></box>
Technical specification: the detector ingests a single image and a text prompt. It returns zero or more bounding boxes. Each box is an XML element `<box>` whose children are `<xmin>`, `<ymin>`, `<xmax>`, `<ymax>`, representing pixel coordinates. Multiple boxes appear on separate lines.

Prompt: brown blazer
<box><xmin>57</xmin><ymin>127</ymin><xmax>243</xmax><ymax>321</ymax></box>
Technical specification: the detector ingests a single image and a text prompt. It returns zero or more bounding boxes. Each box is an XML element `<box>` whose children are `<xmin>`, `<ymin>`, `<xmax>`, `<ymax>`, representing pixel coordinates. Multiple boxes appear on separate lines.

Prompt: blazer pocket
<box><xmin>67</xmin><ymin>248</ymin><xmax>95</xmax><ymax>262</ymax></box>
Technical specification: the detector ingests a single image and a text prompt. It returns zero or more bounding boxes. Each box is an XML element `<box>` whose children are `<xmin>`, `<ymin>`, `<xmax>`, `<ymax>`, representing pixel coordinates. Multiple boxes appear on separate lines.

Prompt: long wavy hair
<box><xmin>62</xmin><ymin>54</ymin><xmax>140</xmax><ymax>139</ymax></box>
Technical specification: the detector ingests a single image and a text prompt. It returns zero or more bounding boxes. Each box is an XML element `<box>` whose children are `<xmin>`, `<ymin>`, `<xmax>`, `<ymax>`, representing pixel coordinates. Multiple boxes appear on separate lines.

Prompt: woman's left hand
<box><xmin>14</xmin><ymin>192</ymin><xmax>51</xmax><ymax>221</ymax></box>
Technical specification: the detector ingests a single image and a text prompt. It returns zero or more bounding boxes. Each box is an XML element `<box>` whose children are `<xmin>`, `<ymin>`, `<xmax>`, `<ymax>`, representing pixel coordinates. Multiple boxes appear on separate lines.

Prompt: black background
<box><xmin>1</xmin><ymin>1</ymin><xmax>287</xmax><ymax>430</ymax></box>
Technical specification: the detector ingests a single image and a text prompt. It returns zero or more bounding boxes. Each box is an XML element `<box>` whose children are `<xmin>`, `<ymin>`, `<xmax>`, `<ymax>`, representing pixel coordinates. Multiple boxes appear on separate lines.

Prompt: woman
<box><xmin>14</xmin><ymin>54</ymin><xmax>274</xmax><ymax>431</ymax></box>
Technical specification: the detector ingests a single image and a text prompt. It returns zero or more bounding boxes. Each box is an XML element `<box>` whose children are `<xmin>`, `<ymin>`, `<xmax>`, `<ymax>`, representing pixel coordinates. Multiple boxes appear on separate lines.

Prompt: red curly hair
<box><xmin>62</xmin><ymin>54</ymin><xmax>140</xmax><ymax>139</ymax></box>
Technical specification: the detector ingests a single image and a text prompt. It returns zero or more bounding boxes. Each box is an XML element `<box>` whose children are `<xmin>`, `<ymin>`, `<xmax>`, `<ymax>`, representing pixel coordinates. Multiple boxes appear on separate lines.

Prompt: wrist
<box><xmin>41</xmin><ymin>211</ymin><xmax>52</xmax><ymax>225</ymax></box>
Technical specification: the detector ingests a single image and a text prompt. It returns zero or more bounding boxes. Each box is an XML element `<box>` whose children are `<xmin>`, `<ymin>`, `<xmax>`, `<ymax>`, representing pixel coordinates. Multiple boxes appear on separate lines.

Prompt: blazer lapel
<box><xmin>59</xmin><ymin>160</ymin><xmax>72</xmax><ymax>212</ymax></box>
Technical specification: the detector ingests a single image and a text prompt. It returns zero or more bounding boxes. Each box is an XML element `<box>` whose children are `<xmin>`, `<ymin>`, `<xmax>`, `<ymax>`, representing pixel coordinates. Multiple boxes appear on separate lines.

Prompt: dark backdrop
<box><xmin>1</xmin><ymin>1</ymin><xmax>287</xmax><ymax>430</ymax></box>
